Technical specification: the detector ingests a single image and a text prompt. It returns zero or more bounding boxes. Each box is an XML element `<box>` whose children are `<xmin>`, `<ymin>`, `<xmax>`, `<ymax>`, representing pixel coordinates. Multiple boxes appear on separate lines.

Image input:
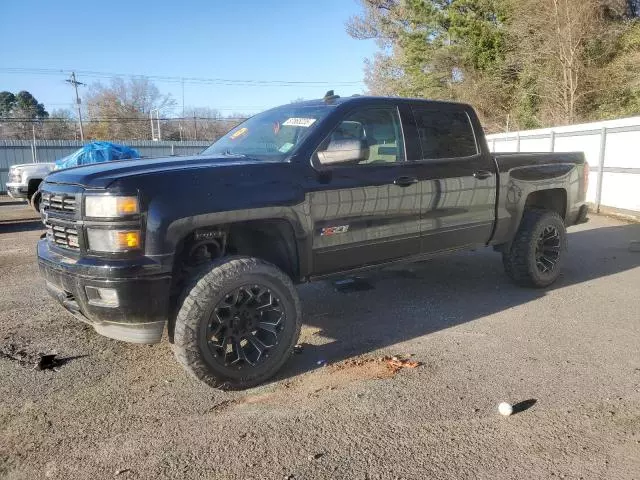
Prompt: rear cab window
<box><xmin>411</xmin><ymin>105</ymin><xmax>479</xmax><ymax>160</ymax></box>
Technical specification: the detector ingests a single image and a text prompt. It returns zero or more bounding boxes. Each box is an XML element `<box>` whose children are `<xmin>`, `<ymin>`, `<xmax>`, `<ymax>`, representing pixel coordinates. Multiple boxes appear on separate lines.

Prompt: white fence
<box><xmin>487</xmin><ymin>116</ymin><xmax>640</xmax><ymax>214</ymax></box>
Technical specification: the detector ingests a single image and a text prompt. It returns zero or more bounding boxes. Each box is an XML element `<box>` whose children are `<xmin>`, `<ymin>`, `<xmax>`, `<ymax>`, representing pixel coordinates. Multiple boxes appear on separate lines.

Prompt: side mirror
<box><xmin>317</xmin><ymin>139</ymin><xmax>369</xmax><ymax>166</ymax></box>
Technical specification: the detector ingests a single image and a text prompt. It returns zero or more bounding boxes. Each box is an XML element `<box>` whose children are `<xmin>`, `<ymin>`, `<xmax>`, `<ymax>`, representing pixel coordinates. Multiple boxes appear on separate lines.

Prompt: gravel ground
<box><xmin>0</xmin><ymin>196</ymin><xmax>639</xmax><ymax>480</ymax></box>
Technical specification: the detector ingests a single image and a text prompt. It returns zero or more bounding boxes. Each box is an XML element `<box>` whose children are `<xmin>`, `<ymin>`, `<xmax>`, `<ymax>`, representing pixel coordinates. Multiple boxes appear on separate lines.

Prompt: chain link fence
<box><xmin>0</xmin><ymin>140</ymin><xmax>211</xmax><ymax>192</ymax></box>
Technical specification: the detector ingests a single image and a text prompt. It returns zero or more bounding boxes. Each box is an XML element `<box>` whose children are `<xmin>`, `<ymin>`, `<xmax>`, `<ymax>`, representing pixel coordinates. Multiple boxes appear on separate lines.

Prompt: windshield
<box><xmin>201</xmin><ymin>104</ymin><xmax>334</xmax><ymax>161</ymax></box>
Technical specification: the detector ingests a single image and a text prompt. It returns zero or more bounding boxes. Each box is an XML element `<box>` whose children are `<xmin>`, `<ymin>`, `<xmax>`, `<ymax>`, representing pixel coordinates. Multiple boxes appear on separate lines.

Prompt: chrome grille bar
<box><xmin>40</xmin><ymin>188</ymin><xmax>81</xmax><ymax>251</ymax></box>
<box><xmin>45</xmin><ymin>223</ymin><xmax>79</xmax><ymax>251</ymax></box>
<box><xmin>41</xmin><ymin>193</ymin><xmax>77</xmax><ymax>213</ymax></box>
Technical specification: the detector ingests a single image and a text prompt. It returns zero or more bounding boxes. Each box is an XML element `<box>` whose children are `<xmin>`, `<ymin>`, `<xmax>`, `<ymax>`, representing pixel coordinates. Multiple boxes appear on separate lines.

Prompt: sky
<box><xmin>0</xmin><ymin>0</ymin><xmax>377</xmax><ymax>117</ymax></box>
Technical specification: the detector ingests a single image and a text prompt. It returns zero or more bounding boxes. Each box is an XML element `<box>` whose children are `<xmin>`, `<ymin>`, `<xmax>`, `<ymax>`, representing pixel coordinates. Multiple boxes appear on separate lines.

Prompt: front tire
<box><xmin>30</xmin><ymin>191</ymin><xmax>41</xmax><ymax>213</ymax></box>
<box><xmin>503</xmin><ymin>209</ymin><xmax>567</xmax><ymax>288</ymax></box>
<box><xmin>172</xmin><ymin>256</ymin><xmax>302</xmax><ymax>390</ymax></box>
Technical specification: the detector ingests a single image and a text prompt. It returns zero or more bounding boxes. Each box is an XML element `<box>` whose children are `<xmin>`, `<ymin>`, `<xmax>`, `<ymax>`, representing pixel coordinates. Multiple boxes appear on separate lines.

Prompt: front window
<box><xmin>315</xmin><ymin>106</ymin><xmax>405</xmax><ymax>166</ymax></box>
<box><xmin>201</xmin><ymin>104</ymin><xmax>334</xmax><ymax>161</ymax></box>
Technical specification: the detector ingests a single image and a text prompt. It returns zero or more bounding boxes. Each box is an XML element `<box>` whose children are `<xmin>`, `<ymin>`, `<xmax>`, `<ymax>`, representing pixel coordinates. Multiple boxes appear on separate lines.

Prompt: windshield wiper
<box><xmin>221</xmin><ymin>149</ymin><xmax>246</xmax><ymax>157</ymax></box>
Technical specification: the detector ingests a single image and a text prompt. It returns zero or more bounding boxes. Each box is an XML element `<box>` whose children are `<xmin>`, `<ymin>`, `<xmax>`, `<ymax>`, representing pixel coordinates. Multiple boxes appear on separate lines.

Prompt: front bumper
<box><xmin>37</xmin><ymin>239</ymin><xmax>172</xmax><ymax>344</ymax></box>
<box><xmin>6</xmin><ymin>183</ymin><xmax>28</xmax><ymax>199</ymax></box>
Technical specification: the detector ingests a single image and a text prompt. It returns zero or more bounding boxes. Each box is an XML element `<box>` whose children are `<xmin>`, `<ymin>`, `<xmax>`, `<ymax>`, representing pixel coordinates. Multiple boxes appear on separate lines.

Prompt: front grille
<box><xmin>41</xmin><ymin>189</ymin><xmax>81</xmax><ymax>252</ymax></box>
<box><xmin>41</xmin><ymin>192</ymin><xmax>77</xmax><ymax>213</ymax></box>
<box><xmin>45</xmin><ymin>223</ymin><xmax>80</xmax><ymax>250</ymax></box>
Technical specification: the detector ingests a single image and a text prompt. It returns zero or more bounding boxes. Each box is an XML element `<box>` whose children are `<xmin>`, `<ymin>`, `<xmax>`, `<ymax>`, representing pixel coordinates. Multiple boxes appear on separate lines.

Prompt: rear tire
<box><xmin>172</xmin><ymin>256</ymin><xmax>301</xmax><ymax>390</ymax></box>
<box><xmin>503</xmin><ymin>209</ymin><xmax>567</xmax><ymax>288</ymax></box>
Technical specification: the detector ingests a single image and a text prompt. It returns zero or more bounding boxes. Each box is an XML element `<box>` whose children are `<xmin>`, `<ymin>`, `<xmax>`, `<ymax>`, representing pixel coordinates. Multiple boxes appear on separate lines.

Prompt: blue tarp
<box><xmin>54</xmin><ymin>142</ymin><xmax>140</xmax><ymax>170</ymax></box>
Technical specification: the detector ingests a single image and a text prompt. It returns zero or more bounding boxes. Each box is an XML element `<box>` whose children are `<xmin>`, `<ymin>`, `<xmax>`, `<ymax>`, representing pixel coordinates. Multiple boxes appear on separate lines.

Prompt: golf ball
<box><xmin>498</xmin><ymin>402</ymin><xmax>513</xmax><ymax>416</ymax></box>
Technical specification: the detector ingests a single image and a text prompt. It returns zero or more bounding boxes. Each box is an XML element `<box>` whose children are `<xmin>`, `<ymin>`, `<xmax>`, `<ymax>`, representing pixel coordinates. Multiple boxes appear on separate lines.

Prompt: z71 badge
<box><xmin>320</xmin><ymin>225</ymin><xmax>349</xmax><ymax>236</ymax></box>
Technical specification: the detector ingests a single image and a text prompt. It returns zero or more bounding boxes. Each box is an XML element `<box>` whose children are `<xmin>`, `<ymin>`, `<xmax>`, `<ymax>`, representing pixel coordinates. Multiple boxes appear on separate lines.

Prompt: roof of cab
<box><xmin>287</xmin><ymin>94</ymin><xmax>473</xmax><ymax>111</ymax></box>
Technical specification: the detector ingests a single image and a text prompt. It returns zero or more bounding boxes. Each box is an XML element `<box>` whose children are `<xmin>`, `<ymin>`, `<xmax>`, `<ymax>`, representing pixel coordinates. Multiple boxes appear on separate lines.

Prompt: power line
<box><xmin>65</xmin><ymin>72</ymin><xmax>85</xmax><ymax>141</ymax></box>
<box><xmin>0</xmin><ymin>67</ymin><xmax>364</xmax><ymax>87</ymax></box>
<box><xmin>41</xmin><ymin>103</ymin><xmax>270</xmax><ymax>111</ymax></box>
<box><xmin>0</xmin><ymin>116</ymin><xmax>248</xmax><ymax>123</ymax></box>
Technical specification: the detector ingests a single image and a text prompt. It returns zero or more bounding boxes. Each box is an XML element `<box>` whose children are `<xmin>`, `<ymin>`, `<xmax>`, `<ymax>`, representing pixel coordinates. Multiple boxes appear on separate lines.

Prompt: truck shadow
<box><xmin>278</xmin><ymin>221</ymin><xmax>640</xmax><ymax>381</ymax></box>
<box><xmin>0</xmin><ymin>220</ymin><xmax>44</xmax><ymax>233</ymax></box>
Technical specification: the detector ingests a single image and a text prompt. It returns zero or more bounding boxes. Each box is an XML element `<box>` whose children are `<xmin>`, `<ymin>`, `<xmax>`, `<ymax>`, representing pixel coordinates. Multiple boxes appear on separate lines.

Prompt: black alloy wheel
<box><xmin>205</xmin><ymin>284</ymin><xmax>284</xmax><ymax>368</ymax></box>
<box><xmin>535</xmin><ymin>225</ymin><xmax>561</xmax><ymax>274</ymax></box>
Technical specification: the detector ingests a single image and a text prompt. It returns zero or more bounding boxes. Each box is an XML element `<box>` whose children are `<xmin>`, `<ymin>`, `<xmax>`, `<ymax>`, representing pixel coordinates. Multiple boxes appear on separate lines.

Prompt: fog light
<box><xmin>85</xmin><ymin>286</ymin><xmax>119</xmax><ymax>307</ymax></box>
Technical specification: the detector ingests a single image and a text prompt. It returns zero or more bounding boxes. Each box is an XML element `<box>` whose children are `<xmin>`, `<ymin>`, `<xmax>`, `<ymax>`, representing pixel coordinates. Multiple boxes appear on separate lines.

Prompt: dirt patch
<box><xmin>334</xmin><ymin>355</ymin><xmax>421</xmax><ymax>375</ymax></box>
<box><xmin>206</xmin><ymin>399</ymin><xmax>238</xmax><ymax>413</ymax></box>
<box><xmin>233</xmin><ymin>355</ymin><xmax>423</xmax><ymax>408</ymax></box>
<box><xmin>239</xmin><ymin>391</ymin><xmax>279</xmax><ymax>405</ymax></box>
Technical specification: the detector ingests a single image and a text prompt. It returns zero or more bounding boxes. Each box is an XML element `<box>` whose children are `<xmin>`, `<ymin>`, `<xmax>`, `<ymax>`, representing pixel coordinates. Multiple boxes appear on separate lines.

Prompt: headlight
<box><xmin>85</xmin><ymin>196</ymin><xmax>139</xmax><ymax>218</ymax></box>
<box><xmin>9</xmin><ymin>168</ymin><xmax>23</xmax><ymax>183</ymax></box>
<box><xmin>86</xmin><ymin>229</ymin><xmax>141</xmax><ymax>252</ymax></box>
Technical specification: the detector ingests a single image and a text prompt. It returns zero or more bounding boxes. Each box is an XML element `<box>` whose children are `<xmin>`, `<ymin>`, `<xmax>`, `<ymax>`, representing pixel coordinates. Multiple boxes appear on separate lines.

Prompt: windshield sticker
<box><xmin>282</xmin><ymin>117</ymin><xmax>316</xmax><ymax>128</ymax></box>
<box><xmin>279</xmin><ymin>142</ymin><xmax>294</xmax><ymax>153</ymax></box>
<box><xmin>230</xmin><ymin>127</ymin><xmax>248</xmax><ymax>140</ymax></box>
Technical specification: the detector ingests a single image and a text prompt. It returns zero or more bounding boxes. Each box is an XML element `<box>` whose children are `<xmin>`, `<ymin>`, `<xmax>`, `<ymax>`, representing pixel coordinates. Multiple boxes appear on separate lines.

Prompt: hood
<box><xmin>42</xmin><ymin>155</ymin><xmax>273</xmax><ymax>189</ymax></box>
<box><xmin>10</xmin><ymin>162</ymin><xmax>55</xmax><ymax>170</ymax></box>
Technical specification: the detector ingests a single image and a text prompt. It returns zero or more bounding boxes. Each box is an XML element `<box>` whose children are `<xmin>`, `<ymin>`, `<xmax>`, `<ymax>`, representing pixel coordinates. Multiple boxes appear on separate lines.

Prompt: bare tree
<box><xmin>84</xmin><ymin>77</ymin><xmax>176</xmax><ymax>140</ymax></box>
<box><xmin>507</xmin><ymin>0</ymin><xmax>609</xmax><ymax>125</ymax></box>
<box><xmin>44</xmin><ymin>109</ymin><xmax>76</xmax><ymax>140</ymax></box>
<box><xmin>158</xmin><ymin>108</ymin><xmax>245</xmax><ymax>142</ymax></box>
<box><xmin>549</xmin><ymin>0</ymin><xmax>598</xmax><ymax>123</ymax></box>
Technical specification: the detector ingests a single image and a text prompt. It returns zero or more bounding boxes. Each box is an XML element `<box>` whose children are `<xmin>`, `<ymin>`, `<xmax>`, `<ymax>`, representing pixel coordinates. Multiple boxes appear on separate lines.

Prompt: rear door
<box><xmin>308</xmin><ymin>103</ymin><xmax>422</xmax><ymax>274</ymax></box>
<box><xmin>405</xmin><ymin>103</ymin><xmax>496</xmax><ymax>252</ymax></box>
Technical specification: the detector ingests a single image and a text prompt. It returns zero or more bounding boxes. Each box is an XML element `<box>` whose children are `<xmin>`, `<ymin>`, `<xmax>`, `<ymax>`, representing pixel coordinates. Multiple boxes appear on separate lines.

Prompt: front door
<box><xmin>308</xmin><ymin>105</ymin><xmax>422</xmax><ymax>275</ymax></box>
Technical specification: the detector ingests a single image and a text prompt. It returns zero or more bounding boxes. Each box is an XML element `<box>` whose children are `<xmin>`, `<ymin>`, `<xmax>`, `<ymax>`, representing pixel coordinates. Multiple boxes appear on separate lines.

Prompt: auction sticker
<box><xmin>282</xmin><ymin>117</ymin><xmax>316</xmax><ymax>127</ymax></box>
<box><xmin>230</xmin><ymin>127</ymin><xmax>249</xmax><ymax>139</ymax></box>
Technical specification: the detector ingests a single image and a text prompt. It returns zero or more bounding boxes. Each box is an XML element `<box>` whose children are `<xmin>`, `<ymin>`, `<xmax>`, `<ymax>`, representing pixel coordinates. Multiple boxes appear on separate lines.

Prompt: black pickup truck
<box><xmin>37</xmin><ymin>93</ymin><xmax>589</xmax><ymax>389</ymax></box>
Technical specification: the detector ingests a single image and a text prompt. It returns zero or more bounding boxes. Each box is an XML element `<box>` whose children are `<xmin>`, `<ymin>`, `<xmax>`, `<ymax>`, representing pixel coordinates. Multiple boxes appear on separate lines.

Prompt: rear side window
<box><xmin>412</xmin><ymin>106</ymin><xmax>478</xmax><ymax>159</ymax></box>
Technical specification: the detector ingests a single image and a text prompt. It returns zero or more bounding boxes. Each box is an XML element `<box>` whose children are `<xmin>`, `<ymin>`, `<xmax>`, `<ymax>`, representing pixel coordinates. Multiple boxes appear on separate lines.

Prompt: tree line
<box><xmin>0</xmin><ymin>78</ymin><xmax>246</xmax><ymax>141</ymax></box>
<box><xmin>348</xmin><ymin>0</ymin><xmax>640</xmax><ymax>131</ymax></box>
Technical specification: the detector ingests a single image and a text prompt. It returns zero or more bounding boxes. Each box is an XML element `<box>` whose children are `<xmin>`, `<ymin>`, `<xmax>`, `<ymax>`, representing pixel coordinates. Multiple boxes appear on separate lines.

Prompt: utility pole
<box><xmin>193</xmin><ymin>114</ymin><xmax>197</xmax><ymax>141</ymax></box>
<box><xmin>181</xmin><ymin>78</ymin><xmax>185</xmax><ymax>141</ymax></box>
<box><xmin>66</xmin><ymin>72</ymin><xmax>85</xmax><ymax>141</ymax></box>
<box><xmin>32</xmin><ymin>124</ymin><xmax>38</xmax><ymax>162</ymax></box>
<box><xmin>150</xmin><ymin>109</ymin><xmax>161</xmax><ymax>141</ymax></box>
<box><xmin>181</xmin><ymin>78</ymin><xmax>185</xmax><ymax>119</ymax></box>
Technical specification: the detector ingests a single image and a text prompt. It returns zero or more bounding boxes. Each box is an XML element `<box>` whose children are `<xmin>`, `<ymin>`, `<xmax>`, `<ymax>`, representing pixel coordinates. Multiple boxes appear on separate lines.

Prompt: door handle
<box><xmin>393</xmin><ymin>176</ymin><xmax>419</xmax><ymax>187</ymax></box>
<box><xmin>473</xmin><ymin>170</ymin><xmax>492</xmax><ymax>180</ymax></box>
